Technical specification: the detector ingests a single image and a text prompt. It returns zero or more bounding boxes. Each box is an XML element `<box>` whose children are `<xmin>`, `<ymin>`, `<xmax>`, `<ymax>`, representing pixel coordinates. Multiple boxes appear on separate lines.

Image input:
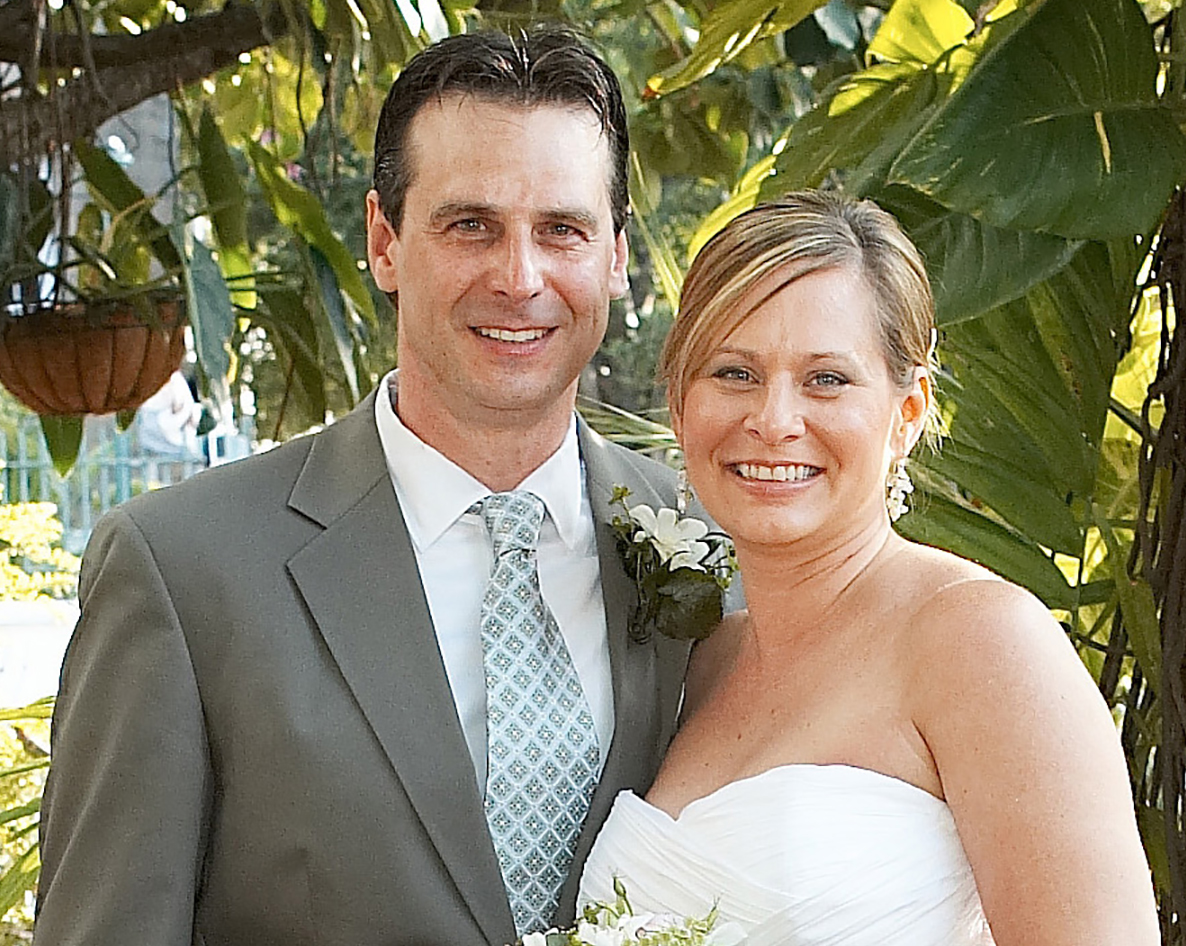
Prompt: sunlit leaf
<box><xmin>249</xmin><ymin>142</ymin><xmax>377</xmax><ymax>326</ymax></box>
<box><xmin>197</xmin><ymin>108</ymin><xmax>255</xmax><ymax>309</ymax></box>
<box><xmin>0</xmin><ymin>843</ymin><xmax>39</xmax><ymax>919</ymax></box>
<box><xmin>867</xmin><ymin>0</ymin><xmax>973</xmax><ymax>66</ymax></box>
<box><xmin>647</xmin><ymin>0</ymin><xmax>829</xmax><ymax>97</ymax></box>
<box><xmin>761</xmin><ymin>62</ymin><xmax>942</xmax><ymax>198</ymax></box>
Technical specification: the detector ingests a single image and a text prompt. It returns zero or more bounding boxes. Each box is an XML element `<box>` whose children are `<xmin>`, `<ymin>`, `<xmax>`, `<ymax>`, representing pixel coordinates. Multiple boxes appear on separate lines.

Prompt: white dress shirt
<box><xmin>374</xmin><ymin>371</ymin><xmax>613</xmax><ymax>787</ymax></box>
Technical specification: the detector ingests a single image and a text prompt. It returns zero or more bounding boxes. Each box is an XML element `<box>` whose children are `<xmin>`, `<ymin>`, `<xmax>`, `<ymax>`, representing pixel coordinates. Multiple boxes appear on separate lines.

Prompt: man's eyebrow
<box><xmin>428</xmin><ymin>202</ymin><xmax>496</xmax><ymax>227</ymax></box>
<box><xmin>428</xmin><ymin>202</ymin><xmax>603</xmax><ymax>232</ymax></box>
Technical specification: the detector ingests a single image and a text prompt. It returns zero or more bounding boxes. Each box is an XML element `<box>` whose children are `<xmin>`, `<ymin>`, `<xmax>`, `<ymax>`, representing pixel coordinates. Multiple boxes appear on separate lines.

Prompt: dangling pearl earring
<box><xmin>886</xmin><ymin>458</ymin><xmax>914</xmax><ymax>522</ymax></box>
<box><xmin>676</xmin><ymin>466</ymin><xmax>692</xmax><ymax>515</ymax></box>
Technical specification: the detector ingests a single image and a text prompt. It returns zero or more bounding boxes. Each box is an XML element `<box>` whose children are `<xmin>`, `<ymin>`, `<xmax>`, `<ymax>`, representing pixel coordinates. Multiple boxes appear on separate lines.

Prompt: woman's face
<box><xmin>673</xmin><ymin>265</ymin><xmax>926</xmax><ymax>552</ymax></box>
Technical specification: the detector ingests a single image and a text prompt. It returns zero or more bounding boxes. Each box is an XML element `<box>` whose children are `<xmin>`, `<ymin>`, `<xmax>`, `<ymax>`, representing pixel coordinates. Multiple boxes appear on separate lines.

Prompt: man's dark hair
<box><xmin>372</xmin><ymin>27</ymin><xmax>630</xmax><ymax>235</ymax></box>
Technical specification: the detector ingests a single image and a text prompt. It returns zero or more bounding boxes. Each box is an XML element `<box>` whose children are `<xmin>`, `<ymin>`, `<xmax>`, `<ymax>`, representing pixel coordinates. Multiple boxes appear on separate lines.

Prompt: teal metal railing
<box><xmin>0</xmin><ymin>416</ymin><xmax>209</xmax><ymax>555</ymax></box>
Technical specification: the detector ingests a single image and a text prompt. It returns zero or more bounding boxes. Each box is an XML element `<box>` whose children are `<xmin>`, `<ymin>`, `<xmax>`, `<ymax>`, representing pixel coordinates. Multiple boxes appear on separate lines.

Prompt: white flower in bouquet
<box><xmin>521</xmin><ymin>879</ymin><xmax>745</xmax><ymax>946</ymax></box>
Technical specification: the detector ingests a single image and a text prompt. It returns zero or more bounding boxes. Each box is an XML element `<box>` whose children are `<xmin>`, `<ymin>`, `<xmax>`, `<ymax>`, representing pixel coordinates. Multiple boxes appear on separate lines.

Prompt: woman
<box><xmin>579</xmin><ymin>192</ymin><xmax>1158</xmax><ymax>945</ymax></box>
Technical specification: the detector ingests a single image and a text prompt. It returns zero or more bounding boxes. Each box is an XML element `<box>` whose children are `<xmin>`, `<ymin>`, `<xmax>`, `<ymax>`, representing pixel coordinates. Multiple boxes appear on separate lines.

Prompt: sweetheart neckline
<box><xmin>635</xmin><ymin>762</ymin><xmax>946</xmax><ymax>822</ymax></box>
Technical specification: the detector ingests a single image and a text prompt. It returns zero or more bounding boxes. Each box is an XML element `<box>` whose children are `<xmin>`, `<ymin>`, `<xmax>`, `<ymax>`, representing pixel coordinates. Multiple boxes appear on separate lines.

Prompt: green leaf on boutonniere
<box><xmin>609</xmin><ymin>486</ymin><xmax>735</xmax><ymax>644</ymax></box>
<box><xmin>653</xmin><ymin>568</ymin><xmax>726</xmax><ymax>642</ymax></box>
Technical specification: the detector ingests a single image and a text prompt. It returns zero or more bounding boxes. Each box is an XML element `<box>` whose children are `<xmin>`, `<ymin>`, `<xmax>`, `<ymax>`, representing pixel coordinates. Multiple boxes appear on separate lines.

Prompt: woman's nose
<box><xmin>745</xmin><ymin>379</ymin><xmax>806</xmax><ymax>444</ymax></box>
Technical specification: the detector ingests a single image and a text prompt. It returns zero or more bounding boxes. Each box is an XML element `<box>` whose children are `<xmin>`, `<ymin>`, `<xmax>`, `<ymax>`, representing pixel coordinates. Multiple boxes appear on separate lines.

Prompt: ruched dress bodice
<box><xmin>579</xmin><ymin>764</ymin><xmax>995</xmax><ymax>946</ymax></box>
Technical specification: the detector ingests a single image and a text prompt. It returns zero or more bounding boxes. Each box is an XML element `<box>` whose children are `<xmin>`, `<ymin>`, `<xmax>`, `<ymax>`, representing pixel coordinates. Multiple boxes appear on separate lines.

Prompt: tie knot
<box><xmin>476</xmin><ymin>490</ymin><xmax>545</xmax><ymax>556</ymax></box>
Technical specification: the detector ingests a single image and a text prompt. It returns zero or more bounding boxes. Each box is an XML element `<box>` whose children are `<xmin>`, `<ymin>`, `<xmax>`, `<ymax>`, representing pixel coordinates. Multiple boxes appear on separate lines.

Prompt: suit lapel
<box><xmin>557</xmin><ymin>424</ymin><xmax>689</xmax><ymax>916</ymax></box>
<box><xmin>285</xmin><ymin>395</ymin><xmax>514</xmax><ymax>946</ymax></box>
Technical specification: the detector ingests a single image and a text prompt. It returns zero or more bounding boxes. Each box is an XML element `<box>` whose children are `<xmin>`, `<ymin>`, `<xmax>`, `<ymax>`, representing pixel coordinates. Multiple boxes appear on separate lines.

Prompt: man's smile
<box><xmin>473</xmin><ymin>326</ymin><xmax>552</xmax><ymax>342</ymax></box>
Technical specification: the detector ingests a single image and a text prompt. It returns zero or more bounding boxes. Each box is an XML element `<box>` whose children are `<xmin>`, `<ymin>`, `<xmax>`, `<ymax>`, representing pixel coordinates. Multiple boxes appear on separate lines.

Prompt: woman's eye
<box><xmin>810</xmin><ymin>371</ymin><xmax>848</xmax><ymax>389</ymax></box>
<box><xmin>713</xmin><ymin>366</ymin><xmax>754</xmax><ymax>383</ymax></box>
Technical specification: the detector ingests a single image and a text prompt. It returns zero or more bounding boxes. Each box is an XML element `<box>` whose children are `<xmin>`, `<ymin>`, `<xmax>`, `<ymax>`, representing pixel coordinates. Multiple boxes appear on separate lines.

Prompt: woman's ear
<box><xmin>893</xmin><ymin>367</ymin><xmax>931</xmax><ymax>457</ymax></box>
<box><xmin>667</xmin><ymin>392</ymin><xmax>683</xmax><ymax>444</ymax></box>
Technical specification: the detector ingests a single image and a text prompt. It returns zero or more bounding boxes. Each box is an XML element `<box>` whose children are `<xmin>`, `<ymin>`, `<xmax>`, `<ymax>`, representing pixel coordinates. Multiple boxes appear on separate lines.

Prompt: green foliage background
<box><xmin>2</xmin><ymin>0</ymin><xmax>1186</xmax><ymax>940</ymax></box>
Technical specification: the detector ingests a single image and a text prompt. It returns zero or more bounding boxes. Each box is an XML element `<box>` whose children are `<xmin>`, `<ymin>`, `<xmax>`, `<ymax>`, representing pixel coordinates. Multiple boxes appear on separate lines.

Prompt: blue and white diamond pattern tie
<box><xmin>476</xmin><ymin>490</ymin><xmax>600</xmax><ymax>937</ymax></box>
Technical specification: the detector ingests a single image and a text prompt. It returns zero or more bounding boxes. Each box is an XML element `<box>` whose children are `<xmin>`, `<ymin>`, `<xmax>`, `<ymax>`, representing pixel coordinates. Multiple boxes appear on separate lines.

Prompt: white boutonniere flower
<box><xmin>609</xmin><ymin>486</ymin><xmax>735</xmax><ymax>643</ymax></box>
<box><xmin>627</xmin><ymin>504</ymin><xmax>711</xmax><ymax>571</ymax></box>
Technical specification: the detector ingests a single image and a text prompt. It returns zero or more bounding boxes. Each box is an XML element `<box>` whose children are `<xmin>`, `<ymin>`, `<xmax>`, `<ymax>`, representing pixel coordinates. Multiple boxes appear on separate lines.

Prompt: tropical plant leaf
<box><xmin>688</xmin><ymin>151</ymin><xmax>778</xmax><ymax>262</ymax></box>
<box><xmin>38</xmin><ymin>416</ymin><xmax>83</xmax><ymax>476</ymax></box>
<box><xmin>248</xmin><ymin>142</ymin><xmax>377</xmax><ymax>326</ymax></box>
<box><xmin>0</xmin><ymin>798</ymin><xmax>40</xmax><ymax>826</ymax></box>
<box><xmin>1095</xmin><ymin>511</ymin><xmax>1162</xmax><ymax>691</ymax></box>
<box><xmin>866</xmin><ymin>0</ymin><xmax>973</xmax><ymax>66</ymax></box>
<box><xmin>923</xmin><ymin>437</ymin><xmax>1082</xmax><ymax>553</ymax></box>
<box><xmin>876</xmin><ymin>184</ymin><xmax>1083</xmax><ymax>325</ymax></box>
<box><xmin>627</xmin><ymin>152</ymin><xmax>683</xmax><ymax>311</ymax></box>
<box><xmin>197</xmin><ymin>109</ymin><xmax>248</xmax><ymax>252</ymax></box>
<box><xmin>647</xmin><ymin>0</ymin><xmax>829</xmax><ymax>98</ymax></box>
<box><xmin>888</xmin><ymin>0</ymin><xmax>1186</xmax><ymax>239</ymax></box>
<box><xmin>256</xmin><ymin>289</ymin><xmax>328</xmax><ymax>430</ymax></box>
<box><xmin>939</xmin><ymin>239</ymin><xmax>1131</xmax><ymax>508</ymax></box>
<box><xmin>576</xmin><ymin>395</ymin><xmax>677</xmax><ymax>452</ymax></box>
<box><xmin>1137</xmin><ymin>804</ymin><xmax>1171</xmax><ymax>894</ymax></box>
<box><xmin>309</xmin><ymin>247</ymin><xmax>361</xmax><ymax>403</ymax></box>
<box><xmin>0</xmin><ymin>843</ymin><xmax>38</xmax><ymax>919</ymax></box>
<box><xmin>182</xmin><ymin>232</ymin><xmax>235</xmax><ymax>388</ymax></box>
<box><xmin>0</xmin><ymin>759</ymin><xmax>50</xmax><ymax>779</ymax></box>
<box><xmin>74</xmin><ymin>140</ymin><xmax>182</xmax><ymax>273</ymax></box>
<box><xmin>197</xmin><ymin>108</ymin><xmax>255</xmax><ymax>309</ymax></box>
<box><xmin>897</xmin><ymin>491</ymin><xmax>1075</xmax><ymax>608</ymax></box>
<box><xmin>761</xmin><ymin>62</ymin><xmax>943</xmax><ymax>198</ymax></box>
<box><xmin>0</xmin><ymin>697</ymin><xmax>54</xmax><ymax>722</ymax></box>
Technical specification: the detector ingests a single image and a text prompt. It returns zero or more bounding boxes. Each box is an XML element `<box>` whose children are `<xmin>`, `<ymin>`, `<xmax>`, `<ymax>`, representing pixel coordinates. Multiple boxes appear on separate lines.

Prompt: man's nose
<box><xmin>490</xmin><ymin>231</ymin><xmax>546</xmax><ymax>300</ymax></box>
<box><xmin>745</xmin><ymin>379</ymin><xmax>806</xmax><ymax>444</ymax></box>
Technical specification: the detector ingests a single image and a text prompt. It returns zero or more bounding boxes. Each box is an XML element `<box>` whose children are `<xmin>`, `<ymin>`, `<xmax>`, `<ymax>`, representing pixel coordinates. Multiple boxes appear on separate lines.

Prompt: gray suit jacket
<box><xmin>35</xmin><ymin>393</ymin><xmax>692</xmax><ymax>946</ymax></box>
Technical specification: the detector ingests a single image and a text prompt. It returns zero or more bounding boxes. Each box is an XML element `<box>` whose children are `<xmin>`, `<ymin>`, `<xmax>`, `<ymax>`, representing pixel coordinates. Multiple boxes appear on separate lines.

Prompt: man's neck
<box><xmin>391</xmin><ymin>379</ymin><xmax>574</xmax><ymax>492</ymax></box>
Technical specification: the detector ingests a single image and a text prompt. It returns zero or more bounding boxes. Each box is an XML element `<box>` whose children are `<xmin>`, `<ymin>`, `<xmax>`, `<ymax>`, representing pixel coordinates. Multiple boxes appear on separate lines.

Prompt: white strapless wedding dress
<box><xmin>579</xmin><ymin>764</ymin><xmax>995</xmax><ymax>946</ymax></box>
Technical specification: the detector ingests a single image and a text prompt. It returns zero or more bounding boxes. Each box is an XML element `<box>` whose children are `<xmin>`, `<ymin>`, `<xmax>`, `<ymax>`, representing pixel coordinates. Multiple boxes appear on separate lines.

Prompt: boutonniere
<box><xmin>609</xmin><ymin>485</ymin><xmax>736</xmax><ymax>643</ymax></box>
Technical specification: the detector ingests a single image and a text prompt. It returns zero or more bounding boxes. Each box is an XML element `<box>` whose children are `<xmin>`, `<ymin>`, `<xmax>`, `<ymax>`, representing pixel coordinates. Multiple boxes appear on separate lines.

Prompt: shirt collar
<box><xmin>374</xmin><ymin>370</ymin><xmax>585</xmax><ymax>551</ymax></box>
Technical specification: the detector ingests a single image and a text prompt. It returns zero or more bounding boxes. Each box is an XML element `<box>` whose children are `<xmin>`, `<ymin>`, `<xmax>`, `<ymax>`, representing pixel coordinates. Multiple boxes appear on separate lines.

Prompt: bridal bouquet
<box><xmin>523</xmin><ymin>880</ymin><xmax>745</xmax><ymax>946</ymax></box>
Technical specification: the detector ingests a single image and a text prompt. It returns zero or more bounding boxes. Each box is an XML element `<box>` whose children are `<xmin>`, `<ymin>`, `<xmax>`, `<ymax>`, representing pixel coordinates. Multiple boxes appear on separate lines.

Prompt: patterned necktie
<box><xmin>475</xmin><ymin>490</ymin><xmax>601</xmax><ymax>937</ymax></box>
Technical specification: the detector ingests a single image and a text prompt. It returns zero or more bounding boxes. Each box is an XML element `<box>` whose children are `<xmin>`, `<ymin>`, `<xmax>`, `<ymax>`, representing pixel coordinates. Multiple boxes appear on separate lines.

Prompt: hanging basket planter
<box><xmin>0</xmin><ymin>293</ymin><xmax>187</xmax><ymax>415</ymax></box>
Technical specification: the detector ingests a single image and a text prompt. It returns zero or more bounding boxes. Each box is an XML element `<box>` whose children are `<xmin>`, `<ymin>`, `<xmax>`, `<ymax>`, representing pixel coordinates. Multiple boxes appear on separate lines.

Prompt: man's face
<box><xmin>366</xmin><ymin>96</ymin><xmax>629</xmax><ymax>435</ymax></box>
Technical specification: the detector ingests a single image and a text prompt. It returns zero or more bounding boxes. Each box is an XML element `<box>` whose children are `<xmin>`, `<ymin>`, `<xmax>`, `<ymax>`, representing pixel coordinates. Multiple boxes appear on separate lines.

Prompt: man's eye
<box><xmin>546</xmin><ymin>222</ymin><xmax>582</xmax><ymax>239</ymax></box>
<box><xmin>452</xmin><ymin>219</ymin><xmax>486</xmax><ymax>233</ymax></box>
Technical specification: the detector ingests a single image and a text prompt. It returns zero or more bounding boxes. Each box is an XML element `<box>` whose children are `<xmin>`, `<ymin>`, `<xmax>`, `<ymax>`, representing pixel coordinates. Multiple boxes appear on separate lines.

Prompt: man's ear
<box><xmin>893</xmin><ymin>367</ymin><xmax>931</xmax><ymax>456</ymax></box>
<box><xmin>609</xmin><ymin>229</ymin><xmax>630</xmax><ymax>300</ymax></box>
<box><xmin>366</xmin><ymin>190</ymin><xmax>400</xmax><ymax>294</ymax></box>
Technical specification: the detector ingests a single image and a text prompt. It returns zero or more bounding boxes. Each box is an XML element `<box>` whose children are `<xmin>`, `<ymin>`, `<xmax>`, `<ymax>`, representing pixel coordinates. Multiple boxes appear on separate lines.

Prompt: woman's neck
<box><xmin>736</xmin><ymin>516</ymin><xmax>900</xmax><ymax>651</ymax></box>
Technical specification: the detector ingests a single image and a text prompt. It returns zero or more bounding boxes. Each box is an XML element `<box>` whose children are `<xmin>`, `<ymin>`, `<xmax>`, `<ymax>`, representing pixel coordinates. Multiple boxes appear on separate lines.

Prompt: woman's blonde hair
<box><xmin>660</xmin><ymin>191</ymin><xmax>936</xmax><ymax>418</ymax></box>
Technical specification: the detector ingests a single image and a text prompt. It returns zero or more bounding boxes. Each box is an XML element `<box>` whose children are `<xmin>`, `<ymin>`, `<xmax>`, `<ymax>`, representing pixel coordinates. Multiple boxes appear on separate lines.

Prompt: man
<box><xmin>34</xmin><ymin>28</ymin><xmax>693</xmax><ymax>946</ymax></box>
